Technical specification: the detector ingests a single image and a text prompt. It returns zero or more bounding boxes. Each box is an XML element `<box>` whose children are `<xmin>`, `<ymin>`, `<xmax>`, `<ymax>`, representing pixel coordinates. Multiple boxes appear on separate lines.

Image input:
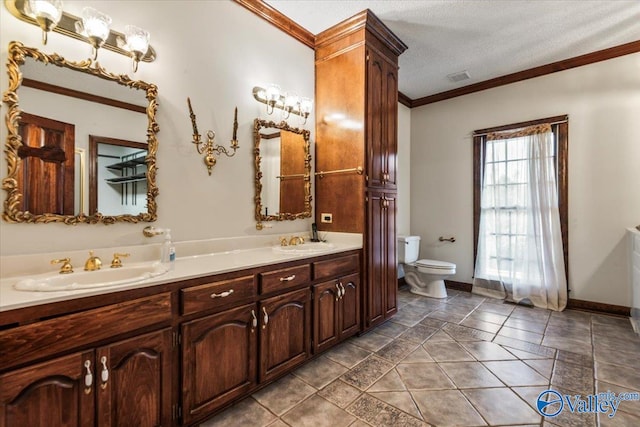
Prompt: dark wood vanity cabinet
<box><xmin>0</xmin><ymin>329</ymin><xmax>172</xmax><ymax>427</ymax></box>
<box><xmin>0</xmin><ymin>250</ymin><xmax>360</xmax><ymax>427</ymax></box>
<box><xmin>313</xmin><ymin>273</ymin><xmax>361</xmax><ymax>353</ymax></box>
<box><xmin>259</xmin><ymin>288</ymin><xmax>312</xmax><ymax>383</ymax></box>
<box><xmin>181</xmin><ymin>303</ymin><xmax>258</xmax><ymax>425</ymax></box>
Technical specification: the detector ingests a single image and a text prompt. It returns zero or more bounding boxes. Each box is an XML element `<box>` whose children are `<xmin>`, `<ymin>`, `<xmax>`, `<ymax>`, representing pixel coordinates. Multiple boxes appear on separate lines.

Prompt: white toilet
<box><xmin>398</xmin><ymin>235</ymin><xmax>456</xmax><ymax>299</ymax></box>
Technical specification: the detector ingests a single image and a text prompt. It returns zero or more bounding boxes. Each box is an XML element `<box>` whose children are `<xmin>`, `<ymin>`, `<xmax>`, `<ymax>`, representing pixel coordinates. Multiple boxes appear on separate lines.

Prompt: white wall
<box><xmin>0</xmin><ymin>1</ymin><xmax>315</xmax><ymax>256</ymax></box>
<box><xmin>410</xmin><ymin>53</ymin><xmax>640</xmax><ymax>307</ymax></box>
<box><xmin>397</xmin><ymin>103</ymin><xmax>411</xmax><ymax>236</ymax></box>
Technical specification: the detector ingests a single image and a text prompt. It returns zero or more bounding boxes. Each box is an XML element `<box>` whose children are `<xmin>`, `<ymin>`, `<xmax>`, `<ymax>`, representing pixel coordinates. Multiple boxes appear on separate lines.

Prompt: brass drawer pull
<box><xmin>262</xmin><ymin>307</ymin><xmax>269</xmax><ymax>329</ymax></box>
<box><xmin>210</xmin><ymin>289</ymin><xmax>234</xmax><ymax>299</ymax></box>
<box><xmin>279</xmin><ymin>275</ymin><xmax>296</xmax><ymax>282</ymax></box>
<box><xmin>84</xmin><ymin>360</ymin><xmax>93</xmax><ymax>394</ymax></box>
<box><xmin>100</xmin><ymin>356</ymin><xmax>109</xmax><ymax>390</ymax></box>
<box><xmin>251</xmin><ymin>310</ymin><xmax>257</xmax><ymax>329</ymax></box>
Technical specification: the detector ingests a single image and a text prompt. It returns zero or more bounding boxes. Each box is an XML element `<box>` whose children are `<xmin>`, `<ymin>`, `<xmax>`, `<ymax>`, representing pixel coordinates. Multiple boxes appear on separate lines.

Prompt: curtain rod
<box><xmin>473</xmin><ymin>118</ymin><xmax>568</xmax><ymax>137</ymax></box>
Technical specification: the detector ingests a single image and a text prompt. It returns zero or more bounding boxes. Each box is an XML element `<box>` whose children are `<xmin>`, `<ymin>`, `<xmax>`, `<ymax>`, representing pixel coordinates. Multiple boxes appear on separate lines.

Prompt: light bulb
<box><xmin>81</xmin><ymin>7</ymin><xmax>111</xmax><ymax>60</ymax></box>
<box><xmin>28</xmin><ymin>0</ymin><xmax>63</xmax><ymax>44</ymax></box>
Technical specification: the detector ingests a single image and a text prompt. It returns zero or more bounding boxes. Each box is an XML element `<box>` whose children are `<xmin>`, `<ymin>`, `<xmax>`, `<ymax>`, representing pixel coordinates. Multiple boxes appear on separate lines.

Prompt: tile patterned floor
<box><xmin>201</xmin><ymin>287</ymin><xmax>640</xmax><ymax>427</ymax></box>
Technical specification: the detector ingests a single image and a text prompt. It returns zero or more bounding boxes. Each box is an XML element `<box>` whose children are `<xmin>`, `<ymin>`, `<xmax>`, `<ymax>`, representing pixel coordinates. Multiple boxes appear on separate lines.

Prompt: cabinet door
<box><xmin>96</xmin><ymin>328</ymin><xmax>172</xmax><ymax>427</ymax></box>
<box><xmin>340</xmin><ymin>273</ymin><xmax>361</xmax><ymax>339</ymax></box>
<box><xmin>366</xmin><ymin>191</ymin><xmax>397</xmax><ymax>328</ymax></box>
<box><xmin>313</xmin><ymin>281</ymin><xmax>340</xmax><ymax>354</ymax></box>
<box><xmin>259</xmin><ymin>288</ymin><xmax>311</xmax><ymax>383</ymax></box>
<box><xmin>182</xmin><ymin>303</ymin><xmax>257</xmax><ymax>425</ymax></box>
<box><xmin>366</xmin><ymin>49</ymin><xmax>398</xmax><ymax>190</ymax></box>
<box><xmin>0</xmin><ymin>351</ymin><xmax>94</xmax><ymax>427</ymax></box>
<box><xmin>384</xmin><ymin>194</ymin><xmax>398</xmax><ymax>317</ymax></box>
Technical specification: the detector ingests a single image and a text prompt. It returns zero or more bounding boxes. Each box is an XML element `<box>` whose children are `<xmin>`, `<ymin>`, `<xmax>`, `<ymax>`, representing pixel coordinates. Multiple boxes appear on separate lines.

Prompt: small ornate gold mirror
<box><xmin>2</xmin><ymin>41</ymin><xmax>159</xmax><ymax>224</ymax></box>
<box><xmin>254</xmin><ymin>119</ymin><xmax>312</xmax><ymax>230</ymax></box>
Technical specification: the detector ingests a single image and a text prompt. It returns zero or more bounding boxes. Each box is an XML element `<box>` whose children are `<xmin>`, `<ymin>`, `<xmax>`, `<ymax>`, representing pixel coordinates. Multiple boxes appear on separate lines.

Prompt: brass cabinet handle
<box><xmin>335</xmin><ymin>283</ymin><xmax>341</xmax><ymax>301</ymax></box>
<box><xmin>251</xmin><ymin>310</ymin><xmax>257</xmax><ymax>329</ymax></box>
<box><xmin>262</xmin><ymin>307</ymin><xmax>269</xmax><ymax>329</ymax></box>
<box><xmin>280</xmin><ymin>275</ymin><xmax>296</xmax><ymax>282</ymax></box>
<box><xmin>100</xmin><ymin>356</ymin><xmax>109</xmax><ymax>390</ymax></box>
<box><xmin>84</xmin><ymin>360</ymin><xmax>93</xmax><ymax>394</ymax></box>
<box><xmin>339</xmin><ymin>282</ymin><xmax>346</xmax><ymax>299</ymax></box>
<box><xmin>211</xmin><ymin>289</ymin><xmax>234</xmax><ymax>299</ymax></box>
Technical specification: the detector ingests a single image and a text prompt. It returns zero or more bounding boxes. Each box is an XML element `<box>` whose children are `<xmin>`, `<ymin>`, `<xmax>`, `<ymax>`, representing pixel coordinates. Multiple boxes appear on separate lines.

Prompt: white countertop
<box><xmin>0</xmin><ymin>233</ymin><xmax>362</xmax><ymax>313</ymax></box>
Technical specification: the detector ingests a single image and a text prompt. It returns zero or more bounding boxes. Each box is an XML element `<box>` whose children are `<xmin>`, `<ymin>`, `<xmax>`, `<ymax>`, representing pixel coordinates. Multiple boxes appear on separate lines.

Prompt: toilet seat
<box><xmin>414</xmin><ymin>259</ymin><xmax>456</xmax><ymax>275</ymax></box>
<box><xmin>415</xmin><ymin>259</ymin><xmax>456</xmax><ymax>269</ymax></box>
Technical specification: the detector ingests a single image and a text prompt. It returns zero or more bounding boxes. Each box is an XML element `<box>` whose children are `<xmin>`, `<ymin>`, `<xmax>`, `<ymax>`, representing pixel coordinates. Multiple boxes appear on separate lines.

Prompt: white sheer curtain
<box><xmin>473</xmin><ymin>124</ymin><xmax>567</xmax><ymax>311</ymax></box>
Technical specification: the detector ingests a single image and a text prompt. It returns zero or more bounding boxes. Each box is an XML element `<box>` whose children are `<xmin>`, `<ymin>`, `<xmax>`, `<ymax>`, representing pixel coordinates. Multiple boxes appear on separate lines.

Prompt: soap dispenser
<box><xmin>161</xmin><ymin>229</ymin><xmax>176</xmax><ymax>270</ymax></box>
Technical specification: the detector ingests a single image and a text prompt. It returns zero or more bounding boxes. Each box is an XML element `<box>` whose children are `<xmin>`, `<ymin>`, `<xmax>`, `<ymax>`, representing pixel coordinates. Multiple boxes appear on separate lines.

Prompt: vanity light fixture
<box><xmin>187</xmin><ymin>98</ymin><xmax>240</xmax><ymax>175</ymax></box>
<box><xmin>253</xmin><ymin>85</ymin><xmax>313</xmax><ymax>125</ymax></box>
<box><xmin>6</xmin><ymin>0</ymin><xmax>156</xmax><ymax>72</ymax></box>
<box><xmin>75</xmin><ymin>6</ymin><xmax>111</xmax><ymax>60</ymax></box>
<box><xmin>121</xmin><ymin>24</ymin><xmax>150</xmax><ymax>73</ymax></box>
<box><xmin>28</xmin><ymin>0</ymin><xmax>63</xmax><ymax>44</ymax></box>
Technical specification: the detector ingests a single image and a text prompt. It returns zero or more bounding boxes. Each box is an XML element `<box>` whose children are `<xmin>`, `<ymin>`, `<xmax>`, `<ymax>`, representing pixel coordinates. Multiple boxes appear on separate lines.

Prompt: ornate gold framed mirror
<box><xmin>2</xmin><ymin>41</ymin><xmax>159</xmax><ymax>224</ymax></box>
<box><xmin>254</xmin><ymin>119</ymin><xmax>312</xmax><ymax>230</ymax></box>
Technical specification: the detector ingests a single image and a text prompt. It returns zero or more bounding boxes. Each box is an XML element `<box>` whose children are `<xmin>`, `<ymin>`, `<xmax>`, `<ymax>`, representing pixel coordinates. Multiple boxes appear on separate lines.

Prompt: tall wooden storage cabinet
<box><xmin>315</xmin><ymin>10</ymin><xmax>407</xmax><ymax>330</ymax></box>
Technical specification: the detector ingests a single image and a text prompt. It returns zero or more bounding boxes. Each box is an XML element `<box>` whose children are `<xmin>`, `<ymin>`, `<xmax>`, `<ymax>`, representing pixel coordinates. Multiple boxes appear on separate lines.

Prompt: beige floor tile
<box><xmin>460</xmin><ymin>341</ymin><xmax>517</xmax><ymax>361</ymax></box>
<box><xmin>368</xmin><ymin>369</ymin><xmax>407</xmax><ymax>392</ymax></box>
<box><xmin>350</xmin><ymin>332</ymin><xmax>393</xmax><ymax>352</ymax></box>
<box><xmin>442</xmin><ymin>323</ymin><xmax>495</xmax><ymax>341</ymax></box>
<box><xmin>412</xmin><ymin>389</ymin><xmax>487</xmax><ymax>426</ymax></box>
<box><xmin>423</xmin><ymin>341</ymin><xmax>475</xmax><ymax>362</ymax></box>
<box><xmin>401</xmin><ymin>346</ymin><xmax>435</xmax><ymax>363</ymax></box>
<box><xmin>595</xmin><ymin>361</ymin><xmax>640</xmax><ymax>391</ymax></box>
<box><xmin>524</xmin><ymin>358</ymin><xmax>555</xmax><ymax>379</ymax></box>
<box><xmin>346</xmin><ymin>393</ymin><xmax>427</xmax><ymax>427</ymax></box>
<box><xmin>424</xmin><ymin>330</ymin><xmax>455</xmax><ymax>342</ymax></box>
<box><xmin>462</xmin><ymin>387</ymin><xmax>541</xmax><ymax>425</ymax></box>
<box><xmin>498</xmin><ymin>325</ymin><xmax>543</xmax><ymax>344</ymax></box>
<box><xmin>551</xmin><ymin>360</ymin><xmax>594</xmax><ymax>395</ymax></box>
<box><xmin>369</xmin><ymin>391</ymin><xmax>423</xmax><ymax>419</ymax></box>
<box><xmin>512</xmin><ymin>386</ymin><xmax>549</xmax><ymax>411</ymax></box>
<box><xmin>200</xmin><ymin>397</ymin><xmax>276</xmax><ymax>427</ymax></box>
<box><xmin>282</xmin><ymin>395</ymin><xmax>355</xmax><ymax>427</ymax></box>
<box><xmin>483</xmin><ymin>360</ymin><xmax>549</xmax><ymax>387</ymax></box>
<box><xmin>325</xmin><ymin>342</ymin><xmax>372</xmax><ymax>369</ymax></box>
<box><xmin>373</xmin><ymin>320</ymin><xmax>409</xmax><ymax>338</ymax></box>
<box><xmin>504</xmin><ymin>316</ymin><xmax>547</xmax><ymax>333</ymax></box>
<box><xmin>252</xmin><ymin>375</ymin><xmax>316</xmax><ymax>416</ymax></box>
<box><xmin>396</xmin><ymin>362</ymin><xmax>455</xmax><ymax>390</ymax></box>
<box><xmin>459</xmin><ymin>317</ymin><xmax>502</xmax><ymax>334</ymax></box>
<box><xmin>293</xmin><ymin>355</ymin><xmax>348</xmax><ymax>389</ymax></box>
<box><xmin>397</xmin><ymin>324</ymin><xmax>439</xmax><ymax>344</ymax></box>
<box><xmin>465</xmin><ymin>310</ymin><xmax>508</xmax><ymax>325</ymax></box>
<box><xmin>493</xmin><ymin>335</ymin><xmax>556</xmax><ymax>358</ymax></box>
<box><xmin>598</xmin><ymin>410</ymin><xmax>640</xmax><ymax>427</ymax></box>
<box><xmin>438</xmin><ymin>361</ymin><xmax>504</xmax><ymax>388</ymax></box>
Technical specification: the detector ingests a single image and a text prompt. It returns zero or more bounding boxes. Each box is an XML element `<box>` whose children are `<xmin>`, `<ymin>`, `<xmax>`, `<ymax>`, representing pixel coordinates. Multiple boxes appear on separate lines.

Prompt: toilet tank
<box><xmin>397</xmin><ymin>235</ymin><xmax>420</xmax><ymax>263</ymax></box>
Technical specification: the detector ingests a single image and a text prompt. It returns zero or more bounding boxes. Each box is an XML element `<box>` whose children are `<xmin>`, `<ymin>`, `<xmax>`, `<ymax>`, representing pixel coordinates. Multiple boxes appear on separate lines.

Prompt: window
<box><xmin>473</xmin><ymin>115</ymin><xmax>569</xmax><ymax>286</ymax></box>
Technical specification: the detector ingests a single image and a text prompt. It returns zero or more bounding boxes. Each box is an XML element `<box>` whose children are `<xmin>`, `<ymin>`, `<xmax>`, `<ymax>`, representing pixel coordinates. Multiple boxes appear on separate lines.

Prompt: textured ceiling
<box><xmin>265</xmin><ymin>0</ymin><xmax>640</xmax><ymax>100</ymax></box>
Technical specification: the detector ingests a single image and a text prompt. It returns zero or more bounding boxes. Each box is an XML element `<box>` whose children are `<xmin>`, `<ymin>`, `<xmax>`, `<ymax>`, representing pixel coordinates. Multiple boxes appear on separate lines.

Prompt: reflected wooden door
<box><xmin>17</xmin><ymin>112</ymin><xmax>75</xmax><ymax>215</ymax></box>
<box><xmin>279</xmin><ymin>131</ymin><xmax>306</xmax><ymax>214</ymax></box>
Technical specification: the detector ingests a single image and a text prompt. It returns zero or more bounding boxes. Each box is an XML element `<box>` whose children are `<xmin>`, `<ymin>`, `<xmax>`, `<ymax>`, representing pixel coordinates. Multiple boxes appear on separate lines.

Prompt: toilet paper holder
<box><xmin>439</xmin><ymin>236</ymin><xmax>456</xmax><ymax>243</ymax></box>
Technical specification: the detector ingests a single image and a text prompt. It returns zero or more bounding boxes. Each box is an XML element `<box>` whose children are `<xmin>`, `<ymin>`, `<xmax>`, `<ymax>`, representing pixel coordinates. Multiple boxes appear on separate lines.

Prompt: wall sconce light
<box><xmin>253</xmin><ymin>85</ymin><xmax>313</xmax><ymax>125</ymax></box>
<box><xmin>187</xmin><ymin>98</ymin><xmax>240</xmax><ymax>176</ymax></box>
<box><xmin>6</xmin><ymin>0</ymin><xmax>156</xmax><ymax>72</ymax></box>
<box><xmin>28</xmin><ymin>0</ymin><xmax>63</xmax><ymax>44</ymax></box>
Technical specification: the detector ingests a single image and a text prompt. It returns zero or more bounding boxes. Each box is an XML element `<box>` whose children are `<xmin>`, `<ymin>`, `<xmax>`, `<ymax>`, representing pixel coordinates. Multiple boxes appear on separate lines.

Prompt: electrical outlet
<box><xmin>321</xmin><ymin>213</ymin><xmax>333</xmax><ymax>223</ymax></box>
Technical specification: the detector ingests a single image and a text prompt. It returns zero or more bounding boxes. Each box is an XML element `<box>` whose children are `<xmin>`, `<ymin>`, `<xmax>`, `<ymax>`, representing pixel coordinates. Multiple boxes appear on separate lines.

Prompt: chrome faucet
<box><xmin>84</xmin><ymin>251</ymin><xmax>102</xmax><ymax>271</ymax></box>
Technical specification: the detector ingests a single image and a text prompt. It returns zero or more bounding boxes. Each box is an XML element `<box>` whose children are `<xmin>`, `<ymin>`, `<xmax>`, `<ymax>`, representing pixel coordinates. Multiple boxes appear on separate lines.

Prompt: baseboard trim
<box><xmin>398</xmin><ymin>279</ymin><xmax>631</xmax><ymax>317</ymax></box>
<box><xmin>566</xmin><ymin>299</ymin><xmax>630</xmax><ymax>317</ymax></box>
<box><xmin>444</xmin><ymin>280</ymin><xmax>473</xmax><ymax>293</ymax></box>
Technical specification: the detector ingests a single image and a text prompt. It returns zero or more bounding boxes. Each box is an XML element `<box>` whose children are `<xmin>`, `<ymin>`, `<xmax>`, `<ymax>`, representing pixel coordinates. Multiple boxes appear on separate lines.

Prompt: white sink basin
<box><xmin>13</xmin><ymin>262</ymin><xmax>169</xmax><ymax>292</ymax></box>
<box><xmin>272</xmin><ymin>242</ymin><xmax>335</xmax><ymax>254</ymax></box>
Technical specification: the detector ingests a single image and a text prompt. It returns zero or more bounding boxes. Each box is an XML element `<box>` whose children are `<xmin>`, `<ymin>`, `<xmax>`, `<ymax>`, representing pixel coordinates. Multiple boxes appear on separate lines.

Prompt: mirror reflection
<box><xmin>3</xmin><ymin>41</ymin><xmax>158</xmax><ymax>224</ymax></box>
<box><xmin>254</xmin><ymin>119</ymin><xmax>312</xmax><ymax>230</ymax></box>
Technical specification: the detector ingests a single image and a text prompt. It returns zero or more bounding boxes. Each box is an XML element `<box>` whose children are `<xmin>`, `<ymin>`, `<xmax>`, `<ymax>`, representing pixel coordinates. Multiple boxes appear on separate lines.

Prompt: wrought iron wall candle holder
<box><xmin>187</xmin><ymin>98</ymin><xmax>239</xmax><ymax>175</ymax></box>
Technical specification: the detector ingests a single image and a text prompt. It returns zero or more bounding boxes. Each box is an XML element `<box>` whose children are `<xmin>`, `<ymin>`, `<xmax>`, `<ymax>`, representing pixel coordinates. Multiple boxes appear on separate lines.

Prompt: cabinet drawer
<box><xmin>181</xmin><ymin>275</ymin><xmax>256</xmax><ymax>315</ymax></box>
<box><xmin>260</xmin><ymin>264</ymin><xmax>311</xmax><ymax>294</ymax></box>
<box><xmin>314</xmin><ymin>253</ymin><xmax>359</xmax><ymax>280</ymax></box>
<box><xmin>0</xmin><ymin>293</ymin><xmax>171</xmax><ymax>371</ymax></box>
